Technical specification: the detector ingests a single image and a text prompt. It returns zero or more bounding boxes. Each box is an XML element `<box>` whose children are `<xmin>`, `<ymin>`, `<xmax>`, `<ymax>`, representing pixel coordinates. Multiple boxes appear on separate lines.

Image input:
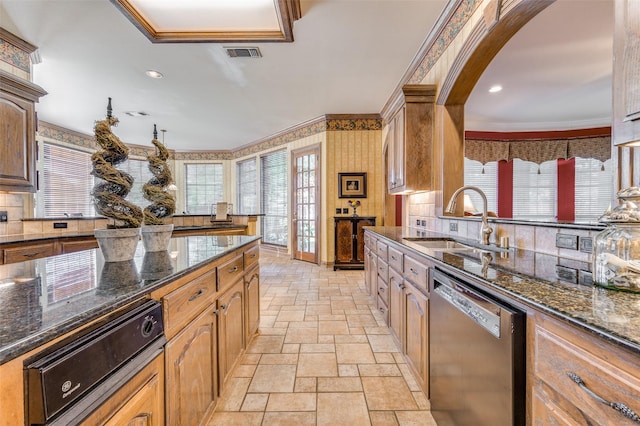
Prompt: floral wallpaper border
<box><xmin>40</xmin><ymin>115</ymin><xmax>382</xmax><ymax>162</ymax></box>
<box><xmin>0</xmin><ymin>39</ymin><xmax>30</xmax><ymax>73</ymax></box>
<box><xmin>409</xmin><ymin>0</ymin><xmax>483</xmax><ymax>84</ymax></box>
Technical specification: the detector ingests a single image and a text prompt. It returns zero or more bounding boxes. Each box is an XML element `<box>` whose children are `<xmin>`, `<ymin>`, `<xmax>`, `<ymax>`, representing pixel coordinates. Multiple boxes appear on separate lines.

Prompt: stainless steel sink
<box><xmin>402</xmin><ymin>238</ymin><xmax>473</xmax><ymax>251</ymax></box>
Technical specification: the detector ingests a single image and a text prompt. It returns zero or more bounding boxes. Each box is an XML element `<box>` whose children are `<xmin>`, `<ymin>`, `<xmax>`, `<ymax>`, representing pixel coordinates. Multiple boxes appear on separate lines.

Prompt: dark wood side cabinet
<box><xmin>334</xmin><ymin>216</ymin><xmax>376</xmax><ymax>270</ymax></box>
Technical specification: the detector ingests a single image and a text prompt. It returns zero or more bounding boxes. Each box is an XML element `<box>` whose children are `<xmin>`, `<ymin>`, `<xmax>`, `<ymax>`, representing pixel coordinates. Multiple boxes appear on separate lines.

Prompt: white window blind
<box><xmin>185</xmin><ymin>163</ymin><xmax>223</xmax><ymax>214</ymax></box>
<box><xmin>512</xmin><ymin>159</ymin><xmax>557</xmax><ymax>221</ymax></box>
<box><xmin>575</xmin><ymin>158</ymin><xmax>613</xmax><ymax>222</ymax></box>
<box><xmin>42</xmin><ymin>143</ymin><xmax>95</xmax><ymax>217</ymax></box>
<box><xmin>261</xmin><ymin>150</ymin><xmax>288</xmax><ymax>246</ymax></box>
<box><xmin>237</xmin><ymin>158</ymin><xmax>257</xmax><ymax>214</ymax></box>
<box><xmin>463</xmin><ymin>158</ymin><xmax>498</xmax><ymax>214</ymax></box>
<box><xmin>119</xmin><ymin>158</ymin><xmax>154</xmax><ymax>210</ymax></box>
<box><xmin>44</xmin><ymin>251</ymin><xmax>97</xmax><ymax>303</ymax></box>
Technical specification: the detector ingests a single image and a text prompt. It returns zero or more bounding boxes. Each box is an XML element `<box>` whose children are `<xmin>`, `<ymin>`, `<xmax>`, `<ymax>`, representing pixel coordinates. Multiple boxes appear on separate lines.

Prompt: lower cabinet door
<box><xmin>244</xmin><ymin>265</ymin><xmax>260</xmax><ymax>343</ymax></box>
<box><xmin>404</xmin><ymin>282</ymin><xmax>429</xmax><ymax>395</ymax></box>
<box><xmin>165</xmin><ymin>306</ymin><xmax>217</xmax><ymax>426</ymax></box>
<box><xmin>218</xmin><ymin>279</ymin><xmax>245</xmax><ymax>390</ymax></box>
<box><xmin>80</xmin><ymin>354</ymin><xmax>165</xmax><ymax>426</ymax></box>
<box><xmin>388</xmin><ymin>272</ymin><xmax>404</xmax><ymax>347</ymax></box>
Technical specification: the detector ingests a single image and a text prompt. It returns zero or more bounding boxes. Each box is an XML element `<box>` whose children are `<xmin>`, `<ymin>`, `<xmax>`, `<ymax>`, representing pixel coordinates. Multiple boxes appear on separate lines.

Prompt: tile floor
<box><xmin>208</xmin><ymin>247</ymin><xmax>437</xmax><ymax>425</ymax></box>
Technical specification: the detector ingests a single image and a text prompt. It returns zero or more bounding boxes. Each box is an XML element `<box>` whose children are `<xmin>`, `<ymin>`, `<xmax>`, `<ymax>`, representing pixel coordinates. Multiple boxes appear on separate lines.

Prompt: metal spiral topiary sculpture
<box><xmin>91</xmin><ymin>98</ymin><xmax>143</xmax><ymax>228</ymax></box>
<box><xmin>142</xmin><ymin>125</ymin><xmax>176</xmax><ymax>225</ymax></box>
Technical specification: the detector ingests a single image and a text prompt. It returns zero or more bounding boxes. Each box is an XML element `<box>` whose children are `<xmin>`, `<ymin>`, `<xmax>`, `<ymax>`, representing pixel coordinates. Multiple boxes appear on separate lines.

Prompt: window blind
<box><xmin>512</xmin><ymin>159</ymin><xmax>557</xmax><ymax>221</ymax></box>
<box><xmin>463</xmin><ymin>158</ymin><xmax>498</xmax><ymax>214</ymax></box>
<box><xmin>119</xmin><ymin>158</ymin><xmax>154</xmax><ymax>210</ymax></box>
<box><xmin>42</xmin><ymin>143</ymin><xmax>95</xmax><ymax>217</ymax></box>
<box><xmin>237</xmin><ymin>158</ymin><xmax>257</xmax><ymax>214</ymax></box>
<box><xmin>574</xmin><ymin>158</ymin><xmax>613</xmax><ymax>222</ymax></box>
<box><xmin>185</xmin><ymin>163</ymin><xmax>223</xmax><ymax>214</ymax></box>
<box><xmin>44</xmin><ymin>251</ymin><xmax>97</xmax><ymax>303</ymax></box>
<box><xmin>260</xmin><ymin>150</ymin><xmax>287</xmax><ymax>246</ymax></box>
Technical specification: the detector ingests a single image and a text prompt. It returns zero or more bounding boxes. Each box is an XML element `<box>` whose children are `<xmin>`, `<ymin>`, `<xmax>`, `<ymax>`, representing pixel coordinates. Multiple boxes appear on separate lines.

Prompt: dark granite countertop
<box><xmin>366</xmin><ymin>226</ymin><xmax>640</xmax><ymax>354</ymax></box>
<box><xmin>0</xmin><ymin>235</ymin><xmax>260</xmax><ymax>364</ymax></box>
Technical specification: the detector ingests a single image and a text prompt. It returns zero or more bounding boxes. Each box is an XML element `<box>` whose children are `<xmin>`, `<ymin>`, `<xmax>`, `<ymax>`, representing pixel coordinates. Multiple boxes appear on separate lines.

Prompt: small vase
<box><xmin>352</xmin><ymin>207</ymin><xmax>358</xmax><ymax>217</ymax></box>
<box><xmin>141</xmin><ymin>224</ymin><xmax>174</xmax><ymax>252</ymax></box>
<box><xmin>95</xmin><ymin>228</ymin><xmax>141</xmax><ymax>262</ymax></box>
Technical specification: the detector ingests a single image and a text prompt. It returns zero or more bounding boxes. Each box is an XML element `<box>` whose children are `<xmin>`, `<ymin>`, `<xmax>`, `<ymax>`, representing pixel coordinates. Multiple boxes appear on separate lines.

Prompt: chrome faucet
<box><xmin>445</xmin><ymin>186</ymin><xmax>493</xmax><ymax>246</ymax></box>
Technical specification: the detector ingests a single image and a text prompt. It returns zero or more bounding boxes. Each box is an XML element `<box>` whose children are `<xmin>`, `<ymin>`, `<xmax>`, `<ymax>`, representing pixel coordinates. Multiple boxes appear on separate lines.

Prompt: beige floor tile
<box><xmin>374</xmin><ymin>353</ymin><xmax>397</xmax><ymax>364</ymax></box>
<box><xmin>276</xmin><ymin>310</ymin><xmax>306</xmax><ymax>322</ymax></box>
<box><xmin>261</xmin><ymin>412</ymin><xmax>317</xmax><ymax>426</ymax></box>
<box><xmin>248</xmin><ymin>364</ymin><xmax>297</xmax><ymax>393</ymax></box>
<box><xmin>395</xmin><ymin>410</ymin><xmax>438</xmax><ymax>426</ymax></box>
<box><xmin>331</xmin><ymin>300</ymin><xmax>357</xmax><ymax>311</ymax></box>
<box><xmin>347</xmin><ymin>313</ymin><xmax>378</xmax><ymax>327</ymax></box>
<box><xmin>412</xmin><ymin>391</ymin><xmax>430</xmax><ymax>410</ymax></box>
<box><xmin>259</xmin><ymin>353</ymin><xmax>299</xmax><ymax>364</ymax></box>
<box><xmin>336</xmin><ymin>343</ymin><xmax>376</xmax><ymax>364</ymax></box>
<box><xmin>207</xmin><ymin>412</ymin><xmax>263</xmax><ymax>425</ymax></box>
<box><xmin>365</xmin><ymin>326</ymin><xmax>392</xmax><ymax>335</ymax></box>
<box><xmin>266</xmin><ymin>392</ymin><xmax>316</xmax><ymax>411</ymax></box>
<box><xmin>282</xmin><ymin>343</ymin><xmax>300</xmax><ymax>353</ymax></box>
<box><xmin>317</xmin><ymin>377</ymin><xmax>363</xmax><ymax>392</ymax></box>
<box><xmin>358</xmin><ymin>364</ymin><xmax>402</xmax><ymax>377</ymax></box>
<box><xmin>232</xmin><ymin>364</ymin><xmax>258</xmax><ymax>377</ymax></box>
<box><xmin>246</xmin><ymin>335</ymin><xmax>284</xmax><ymax>354</ymax></box>
<box><xmin>318</xmin><ymin>320</ymin><xmax>350</xmax><ymax>335</ymax></box>
<box><xmin>284</xmin><ymin>327</ymin><xmax>318</xmax><ymax>344</ymax></box>
<box><xmin>241</xmin><ymin>393</ymin><xmax>269</xmax><ymax>411</ymax></box>
<box><xmin>338</xmin><ymin>364</ymin><xmax>360</xmax><ymax>377</ymax></box>
<box><xmin>297</xmin><ymin>353</ymin><xmax>338</xmax><ymax>377</ymax></box>
<box><xmin>368</xmin><ymin>334</ymin><xmax>401</xmax><ymax>353</ymax></box>
<box><xmin>241</xmin><ymin>353</ymin><xmax>262</xmax><ymax>365</ymax></box>
<box><xmin>335</xmin><ymin>334</ymin><xmax>369</xmax><ymax>344</ymax></box>
<box><xmin>370</xmin><ymin>411</ymin><xmax>400</xmax><ymax>426</ymax></box>
<box><xmin>295</xmin><ymin>377</ymin><xmax>317</xmax><ymax>392</ymax></box>
<box><xmin>300</xmin><ymin>343</ymin><xmax>336</xmax><ymax>353</ymax></box>
<box><xmin>216</xmin><ymin>377</ymin><xmax>251</xmax><ymax>411</ymax></box>
<box><xmin>361</xmin><ymin>377</ymin><xmax>418</xmax><ymax>411</ymax></box>
<box><xmin>317</xmin><ymin>392</ymin><xmax>371</xmax><ymax>426</ymax></box>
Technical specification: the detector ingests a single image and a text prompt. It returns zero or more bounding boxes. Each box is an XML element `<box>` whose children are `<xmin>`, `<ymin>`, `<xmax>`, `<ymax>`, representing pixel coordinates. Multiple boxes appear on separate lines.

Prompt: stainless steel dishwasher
<box><xmin>430</xmin><ymin>268</ymin><xmax>525</xmax><ymax>426</ymax></box>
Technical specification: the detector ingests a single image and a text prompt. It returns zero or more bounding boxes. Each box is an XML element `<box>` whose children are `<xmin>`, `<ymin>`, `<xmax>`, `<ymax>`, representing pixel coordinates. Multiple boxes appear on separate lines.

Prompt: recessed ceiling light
<box><xmin>145</xmin><ymin>70</ymin><xmax>163</xmax><ymax>79</ymax></box>
<box><xmin>489</xmin><ymin>85</ymin><xmax>503</xmax><ymax>93</ymax></box>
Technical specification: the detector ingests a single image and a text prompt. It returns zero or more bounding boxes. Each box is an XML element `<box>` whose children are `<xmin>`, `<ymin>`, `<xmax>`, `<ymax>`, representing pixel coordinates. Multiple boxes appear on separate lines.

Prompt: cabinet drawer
<box><xmin>376</xmin><ymin>297</ymin><xmax>388</xmax><ymax>323</ymax></box>
<box><xmin>218</xmin><ymin>253</ymin><xmax>244</xmax><ymax>291</ymax></box>
<box><xmin>4</xmin><ymin>243</ymin><xmax>56</xmax><ymax>264</ymax></box>
<box><xmin>388</xmin><ymin>246</ymin><xmax>403</xmax><ymax>272</ymax></box>
<box><xmin>60</xmin><ymin>239</ymin><xmax>99</xmax><ymax>254</ymax></box>
<box><xmin>376</xmin><ymin>241</ymin><xmax>388</xmax><ymax>262</ymax></box>
<box><xmin>404</xmin><ymin>255</ymin><xmax>428</xmax><ymax>292</ymax></box>
<box><xmin>377</xmin><ymin>276</ymin><xmax>389</xmax><ymax>306</ymax></box>
<box><xmin>377</xmin><ymin>259</ymin><xmax>389</xmax><ymax>283</ymax></box>
<box><xmin>534</xmin><ymin>323</ymin><xmax>640</xmax><ymax>425</ymax></box>
<box><xmin>163</xmin><ymin>268</ymin><xmax>217</xmax><ymax>339</ymax></box>
<box><xmin>244</xmin><ymin>244</ymin><xmax>259</xmax><ymax>270</ymax></box>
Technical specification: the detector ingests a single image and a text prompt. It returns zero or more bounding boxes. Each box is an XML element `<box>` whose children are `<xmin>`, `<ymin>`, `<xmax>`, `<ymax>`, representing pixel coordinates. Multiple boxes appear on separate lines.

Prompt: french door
<box><xmin>292</xmin><ymin>146</ymin><xmax>320</xmax><ymax>263</ymax></box>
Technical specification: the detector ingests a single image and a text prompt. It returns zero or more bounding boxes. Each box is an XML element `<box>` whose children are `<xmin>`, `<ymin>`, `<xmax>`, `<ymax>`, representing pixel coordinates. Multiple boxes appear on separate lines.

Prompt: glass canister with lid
<box><xmin>593</xmin><ymin>187</ymin><xmax>640</xmax><ymax>292</ymax></box>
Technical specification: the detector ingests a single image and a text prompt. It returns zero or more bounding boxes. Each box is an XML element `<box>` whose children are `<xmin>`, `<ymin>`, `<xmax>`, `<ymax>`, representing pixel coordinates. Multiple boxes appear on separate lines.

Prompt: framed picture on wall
<box><xmin>338</xmin><ymin>172</ymin><xmax>367</xmax><ymax>198</ymax></box>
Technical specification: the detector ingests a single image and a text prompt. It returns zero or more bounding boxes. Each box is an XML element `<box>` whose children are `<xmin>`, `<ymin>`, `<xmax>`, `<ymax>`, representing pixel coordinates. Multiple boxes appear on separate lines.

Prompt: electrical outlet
<box><xmin>0</xmin><ymin>211</ymin><xmax>7</xmax><ymax>222</ymax></box>
<box><xmin>420</xmin><ymin>220</ymin><xmax>426</xmax><ymax>227</ymax></box>
<box><xmin>449</xmin><ymin>222</ymin><xmax>458</xmax><ymax>232</ymax></box>
<box><xmin>335</xmin><ymin>208</ymin><xmax>341</xmax><ymax>214</ymax></box>
<box><xmin>342</xmin><ymin>208</ymin><xmax>349</xmax><ymax>214</ymax></box>
<box><xmin>416</xmin><ymin>219</ymin><xmax>421</xmax><ymax>226</ymax></box>
<box><xmin>579</xmin><ymin>236</ymin><xmax>593</xmax><ymax>253</ymax></box>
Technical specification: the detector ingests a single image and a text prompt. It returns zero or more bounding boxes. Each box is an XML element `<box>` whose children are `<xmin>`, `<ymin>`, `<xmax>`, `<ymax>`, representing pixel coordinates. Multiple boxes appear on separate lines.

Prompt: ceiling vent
<box><xmin>225</xmin><ymin>47</ymin><xmax>262</xmax><ymax>58</ymax></box>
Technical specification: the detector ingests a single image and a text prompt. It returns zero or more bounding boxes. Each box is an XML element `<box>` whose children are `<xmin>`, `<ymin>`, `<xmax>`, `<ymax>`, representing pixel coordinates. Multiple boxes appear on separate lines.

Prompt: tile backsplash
<box><xmin>0</xmin><ymin>193</ymin><xmax>26</xmax><ymax>236</ymax></box>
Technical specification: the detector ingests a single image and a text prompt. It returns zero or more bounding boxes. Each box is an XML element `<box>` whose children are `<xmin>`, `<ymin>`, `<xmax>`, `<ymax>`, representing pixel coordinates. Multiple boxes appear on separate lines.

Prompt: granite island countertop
<box><xmin>0</xmin><ymin>234</ymin><xmax>260</xmax><ymax>364</ymax></box>
<box><xmin>366</xmin><ymin>226</ymin><xmax>640</xmax><ymax>355</ymax></box>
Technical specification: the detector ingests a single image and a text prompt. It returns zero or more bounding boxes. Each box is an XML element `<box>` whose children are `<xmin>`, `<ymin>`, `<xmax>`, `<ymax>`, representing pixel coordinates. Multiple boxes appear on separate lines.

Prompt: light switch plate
<box><xmin>449</xmin><ymin>222</ymin><xmax>458</xmax><ymax>232</ymax></box>
<box><xmin>579</xmin><ymin>237</ymin><xmax>593</xmax><ymax>253</ymax></box>
<box><xmin>556</xmin><ymin>233</ymin><xmax>578</xmax><ymax>250</ymax></box>
<box><xmin>0</xmin><ymin>211</ymin><xmax>7</xmax><ymax>222</ymax></box>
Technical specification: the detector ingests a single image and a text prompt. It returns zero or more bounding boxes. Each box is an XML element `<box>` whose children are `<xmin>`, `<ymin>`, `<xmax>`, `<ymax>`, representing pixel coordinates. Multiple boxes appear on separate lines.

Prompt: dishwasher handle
<box><xmin>433</xmin><ymin>271</ymin><xmax>502</xmax><ymax>338</ymax></box>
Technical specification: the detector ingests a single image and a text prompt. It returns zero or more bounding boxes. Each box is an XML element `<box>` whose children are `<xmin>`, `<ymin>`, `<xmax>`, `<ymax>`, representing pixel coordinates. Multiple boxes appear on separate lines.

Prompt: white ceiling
<box><xmin>0</xmin><ymin>0</ymin><xmax>614</xmax><ymax>152</ymax></box>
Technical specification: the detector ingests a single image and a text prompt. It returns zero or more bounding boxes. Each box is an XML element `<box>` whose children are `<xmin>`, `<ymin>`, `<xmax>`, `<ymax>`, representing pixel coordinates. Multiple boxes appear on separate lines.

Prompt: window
<box><xmin>575</xmin><ymin>158</ymin><xmax>613</xmax><ymax>222</ymax></box>
<box><xmin>512</xmin><ymin>159</ymin><xmax>557</xmax><ymax>221</ymax></box>
<box><xmin>463</xmin><ymin>158</ymin><xmax>497</xmax><ymax>214</ymax></box>
<box><xmin>41</xmin><ymin>143</ymin><xmax>95</xmax><ymax>217</ymax></box>
<box><xmin>119</xmin><ymin>158</ymin><xmax>154</xmax><ymax>210</ymax></box>
<box><xmin>185</xmin><ymin>163</ymin><xmax>223</xmax><ymax>214</ymax></box>
<box><xmin>44</xmin><ymin>251</ymin><xmax>97</xmax><ymax>303</ymax></box>
<box><xmin>261</xmin><ymin>150</ymin><xmax>287</xmax><ymax>246</ymax></box>
<box><xmin>237</xmin><ymin>158</ymin><xmax>257</xmax><ymax>214</ymax></box>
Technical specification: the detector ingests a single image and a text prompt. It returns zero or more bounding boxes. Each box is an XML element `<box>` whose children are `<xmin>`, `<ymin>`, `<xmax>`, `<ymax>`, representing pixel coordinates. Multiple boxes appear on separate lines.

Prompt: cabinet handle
<box><xmin>379</xmin><ymin>287</ymin><xmax>385</xmax><ymax>293</ymax></box>
<box><xmin>229</xmin><ymin>265</ymin><xmax>239</xmax><ymax>273</ymax></box>
<box><xmin>567</xmin><ymin>372</ymin><xmax>640</xmax><ymax>422</ymax></box>
<box><xmin>391</xmin><ymin>255</ymin><xmax>397</xmax><ymax>261</ymax></box>
<box><xmin>410</xmin><ymin>267</ymin><xmax>419</xmax><ymax>275</ymax></box>
<box><xmin>220</xmin><ymin>303</ymin><xmax>228</xmax><ymax>310</ymax></box>
<box><xmin>22</xmin><ymin>252</ymin><xmax>40</xmax><ymax>258</ymax></box>
<box><xmin>188</xmin><ymin>288</ymin><xmax>206</xmax><ymax>301</ymax></box>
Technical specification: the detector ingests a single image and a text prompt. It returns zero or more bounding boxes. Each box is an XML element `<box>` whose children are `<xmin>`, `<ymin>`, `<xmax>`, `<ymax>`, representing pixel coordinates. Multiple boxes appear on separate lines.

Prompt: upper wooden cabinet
<box><xmin>0</xmin><ymin>70</ymin><xmax>47</xmax><ymax>192</ymax></box>
<box><xmin>613</xmin><ymin>0</ymin><xmax>640</xmax><ymax>146</ymax></box>
<box><xmin>386</xmin><ymin>84</ymin><xmax>436</xmax><ymax>193</ymax></box>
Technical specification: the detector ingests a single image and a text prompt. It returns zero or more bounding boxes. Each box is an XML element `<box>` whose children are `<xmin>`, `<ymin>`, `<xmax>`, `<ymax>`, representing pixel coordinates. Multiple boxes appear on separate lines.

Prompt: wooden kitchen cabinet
<box><xmin>530</xmin><ymin>311</ymin><xmax>640</xmax><ymax>425</ymax></box>
<box><xmin>333</xmin><ymin>216</ymin><xmax>376</xmax><ymax>270</ymax></box>
<box><xmin>244</xmin><ymin>263</ymin><xmax>260</xmax><ymax>342</ymax></box>
<box><xmin>80</xmin><ymin>353</ymin><xmax>165</xmax><ymax>426</ymax></box>
<box><xmin>217</xmin><ymin>278</ymin><xmax>245</xmax><ymax>389</ymax></box>
<box><xmin>0</xmin><ymin>70</ymin><xmax>47</xmax><ymax>192</ymax></box>
<box><xmin>613</xmin><ymin>0</ymin><xmax>640</xmax><ymax>146</ymax></box>
<box><xmin>2</xmin><ymin>242</ymin><xmax>55</xmax><ymax>264</ymax></box>
<box><xmin>386</xmin><ymin>85</ymin><xmax>436</xmax><ymax>194</ymax></box>
<box><xmin>165</xmin><ymin>306</ymin><xmax>217</xmax><ymax>426</ymax></box>
<box><xmin>404</xmin><ymin>282</ymin><xmax>429</xmax><ymax>394</ymax></box>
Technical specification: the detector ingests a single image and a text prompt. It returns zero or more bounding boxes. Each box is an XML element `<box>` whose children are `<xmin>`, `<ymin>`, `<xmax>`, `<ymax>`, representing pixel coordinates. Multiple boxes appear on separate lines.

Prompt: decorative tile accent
<box><xmin>0</xmin><ymin>39</ymin><xmax>30</xmax><ymax>73</ymax></box>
